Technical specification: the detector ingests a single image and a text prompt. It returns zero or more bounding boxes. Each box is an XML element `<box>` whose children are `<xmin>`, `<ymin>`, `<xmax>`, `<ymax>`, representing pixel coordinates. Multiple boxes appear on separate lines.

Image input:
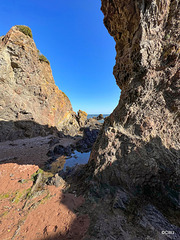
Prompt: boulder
<box><xmin>47</xmin><ymin>173</ymin><xmax>66</xmax><ymax>187</ymax></box>
<box><xmin>77</xmin><ymin>110</ymin><xmax>88</xmax><ymax>127</ymax></box>
<box><xmin>96</xmin><ymin>114</ymin><xmax>104</xmax><ymax>120</ymax></box>
<box><xmin>84</xmin><ymin>118</ymin><xmax>102</xmax><ymax>130</ymax></box>
<box><xmin>76</xmin><ymin>127</ymin><xmax>100</xmax><ymax>152</ymax></box>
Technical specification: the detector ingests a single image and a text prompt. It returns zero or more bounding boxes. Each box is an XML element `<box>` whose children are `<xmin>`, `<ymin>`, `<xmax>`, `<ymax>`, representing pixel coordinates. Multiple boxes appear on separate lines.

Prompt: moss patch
<box><xmin>31</xmin><ymin>168</ymin><xmax>44</xmax><ymax>182</ymax></box>
<box><xmin>0</xmin><ymin>193</ymin><xmax>10</xmax><ymax>200</ymax></box>
<box><xmin>40</xmin><ymin>192</ymin><xmax>52</xmax><ymax>205</ymax></box>
<box><xmin>39</xmin><ymin>54</ymin><xmax>50</xmax><ymax>64</ymax></box>
<box><xmin>16</xmin><ymin>25</ymin><xmax>33</xmax><ymax>38</ymax></box>
<box><xmin>37</xmin><ymin>49</ymin><xmax>50</xmax><ymax>64</ymax></box>
<box><xmin>11</xmin><ymin>188</ymin><xmax>31</xmax><ymax>204</ymax></box>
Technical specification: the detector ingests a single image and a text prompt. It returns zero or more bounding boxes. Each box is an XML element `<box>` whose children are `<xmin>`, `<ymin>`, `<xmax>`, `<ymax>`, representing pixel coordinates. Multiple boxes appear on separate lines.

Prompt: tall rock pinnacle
<box><xmin>0</xmin><ymin>26</ymin><xmax>79</xmax><ymax>140</ymax></box>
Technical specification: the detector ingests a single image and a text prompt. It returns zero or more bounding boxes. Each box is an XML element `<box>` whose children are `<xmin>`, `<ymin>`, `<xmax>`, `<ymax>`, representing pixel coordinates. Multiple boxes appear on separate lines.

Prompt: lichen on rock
<box><xmin>78</xmin><ymin>110</ymin><xmax>88</xmax><ymax>127</ymax></box>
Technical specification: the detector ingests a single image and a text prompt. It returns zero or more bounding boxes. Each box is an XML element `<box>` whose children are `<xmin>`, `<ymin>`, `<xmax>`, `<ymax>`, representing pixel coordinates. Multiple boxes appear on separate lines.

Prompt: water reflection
<box><xmin>50</xmin><ymin>156</ymin><xmax>66</xmax><ymax>174</ymax></box>
<box><xmin>49</xmin><ymin>151</ymin><xmax>91</xmax><ymax>173</ymax></box>
<box><xmin>64</xmin><ymin>151</ymin><xmax>90</xmax><ymax>170</ymax></box>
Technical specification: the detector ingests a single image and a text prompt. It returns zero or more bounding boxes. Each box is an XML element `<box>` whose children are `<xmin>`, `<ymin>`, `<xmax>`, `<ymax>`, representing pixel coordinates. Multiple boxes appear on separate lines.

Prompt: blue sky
<box><xmin>0</xmin><ymin>0</ymin><xmax>120</xmax><ymax>114</ymax></box>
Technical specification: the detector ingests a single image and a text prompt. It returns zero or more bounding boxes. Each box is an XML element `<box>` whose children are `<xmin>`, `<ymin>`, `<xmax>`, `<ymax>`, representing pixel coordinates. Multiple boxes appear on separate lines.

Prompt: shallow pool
<box><xmin>63</xmin><ymin>151</ymin><xmax>91</xmax><ymax>170</ymax></box>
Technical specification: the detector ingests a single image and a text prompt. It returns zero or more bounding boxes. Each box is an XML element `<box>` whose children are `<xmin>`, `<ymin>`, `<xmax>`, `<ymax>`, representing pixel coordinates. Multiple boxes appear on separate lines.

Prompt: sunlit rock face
<box><xmin>0</xmin><ymin>26</ymin><xmax>79</xmax><ymax>140</ymax></box>
<box><xmin>89</xmin><ymin>0</ymin><xmax>180</xmax><ymax>203</ymax></box>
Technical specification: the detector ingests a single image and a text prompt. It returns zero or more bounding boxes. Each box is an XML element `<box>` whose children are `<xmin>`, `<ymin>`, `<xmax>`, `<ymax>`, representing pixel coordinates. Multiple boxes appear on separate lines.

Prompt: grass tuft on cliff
<box><xmin>37</xmin><ymin>50</ymin><xmax>50</xmax><ymax>64</ymax></box>
<box><xmin>16</xmin><ymin>25</ymin><xmax>33</xmax><ymax>38</ymax></box>
<box><xmin>62</xmin><ymin>91</ymin><xmax>68</xmax><ymax>98</ymax></box>
<box><xmin>39</xmin><ymin>54</ymin><xmax>50</xmax><ymax>64</ymax></box>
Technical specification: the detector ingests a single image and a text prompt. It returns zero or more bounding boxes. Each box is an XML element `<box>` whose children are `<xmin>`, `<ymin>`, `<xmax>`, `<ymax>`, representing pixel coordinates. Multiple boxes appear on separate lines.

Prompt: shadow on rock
<box><xmin>0</xmin><ymin>119</ymin><xmax>60</xmax><ymax>142</ymax></box>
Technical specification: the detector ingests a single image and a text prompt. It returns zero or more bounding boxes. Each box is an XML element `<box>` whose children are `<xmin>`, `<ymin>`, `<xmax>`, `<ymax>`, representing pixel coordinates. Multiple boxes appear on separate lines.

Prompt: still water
<box><xmin>50</xmin><ymin>114</ymin><xmax>109</xmax><ymax>172</ymax></box>
<box><xmin>64</xmin><ymin>151</ymin><xmax>91</xmax><ymax>170</ymax></box>
<box><xmin>50</xmin><ymin>151</ymin><xmax>91</xmax><ymax>173</ymax></box>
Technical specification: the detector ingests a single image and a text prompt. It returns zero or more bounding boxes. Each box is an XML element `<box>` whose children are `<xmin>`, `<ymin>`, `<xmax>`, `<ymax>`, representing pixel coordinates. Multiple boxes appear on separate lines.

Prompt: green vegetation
<box><xmin>16</xmin><ymin>25</ymin><xmax>33</xmax><ymax>38</ymax></box>
<box><xmin>31</xmin><ymin>168</ymin><xmax>44</xmax><ymax>182</ymax></box>
<box><xmin>39</xmin><ymin>54</ymin><xmax>50</xmax><ymax>64</ymax></box>
<box><xmin>0</xmin><ymin>193</ymin><xmax>10</xmax><ymax>200</ymax></box>
<box><xmin>40</xmin><ymin>192</ymin><xmax>51</xmax><ymax>204</ymax></box>
<box><xmin>62</xmin><ymin>91</ymin><xmax>68</xmax><ymax>98</ymax></box>
<box><xmin>37</xmin><ymin>49</ymin><xmax>50</xmax><ymax>64</ymax></box>
<box><xmin>12</xmin><ymin>190</ymin><xmax>25</xmax><ymax>204</ymax></box>
<box><xmin>25</xmin><ymin>188</ymin><xmax>32</xmax><ymax>199</ymax></box>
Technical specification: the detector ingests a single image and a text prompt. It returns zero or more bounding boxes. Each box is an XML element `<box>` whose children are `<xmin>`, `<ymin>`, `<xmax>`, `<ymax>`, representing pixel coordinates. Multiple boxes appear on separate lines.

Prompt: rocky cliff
<box><xmin>88</xmin><ymin>0</ymin><xmax>180</xmax><ymax>207</ymax></box>
<box><xmin>0</xmin><ymin>26</ymin><xmax>79</xmax><ymax>141</ymax></box>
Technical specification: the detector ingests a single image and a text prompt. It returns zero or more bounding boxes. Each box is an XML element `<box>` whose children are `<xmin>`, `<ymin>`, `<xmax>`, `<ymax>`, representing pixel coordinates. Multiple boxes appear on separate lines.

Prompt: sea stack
<box><xmin>0</xmin><ymin>25</ymin><xmax>79</xmax><ymax>141</ymax></box>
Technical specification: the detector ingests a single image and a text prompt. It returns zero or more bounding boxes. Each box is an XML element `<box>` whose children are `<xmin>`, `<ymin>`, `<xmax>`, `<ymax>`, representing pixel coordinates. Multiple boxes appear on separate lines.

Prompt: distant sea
<box><xmin>87</xmin><ymin>114</ymin><xmax>109</xmax><ymax>123</ymax></box>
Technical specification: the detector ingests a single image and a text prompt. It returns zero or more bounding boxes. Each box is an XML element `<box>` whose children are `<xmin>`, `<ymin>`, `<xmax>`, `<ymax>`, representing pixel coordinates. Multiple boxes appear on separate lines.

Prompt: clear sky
<box><xmin>0</xmin><ymin>0</ymin><xmax>120</xmax><ymax>114</ymax></box>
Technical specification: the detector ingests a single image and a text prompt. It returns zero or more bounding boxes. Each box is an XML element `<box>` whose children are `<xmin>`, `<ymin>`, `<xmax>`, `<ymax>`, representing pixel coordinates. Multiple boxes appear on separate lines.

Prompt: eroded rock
<box><xmin>78</xmin><ymin>110</ymin><xmax>88</xmax><ymax>127</ymax></box>
<box><xmin>88</xmin><ymin>0</ymin><xmax>180</xmax><ymax>207</ymax></box>
<box><xmin>0</xmin><ymin>26</ymin><xmax>79</xmax><ymax>141</ymax></box>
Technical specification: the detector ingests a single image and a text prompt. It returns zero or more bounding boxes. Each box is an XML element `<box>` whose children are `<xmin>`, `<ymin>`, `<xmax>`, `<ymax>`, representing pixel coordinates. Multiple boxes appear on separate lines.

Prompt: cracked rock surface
<box><xmin>88</xmin><ymin>0</ymin><xmax>180</xmax><ymax>207</ymax></box>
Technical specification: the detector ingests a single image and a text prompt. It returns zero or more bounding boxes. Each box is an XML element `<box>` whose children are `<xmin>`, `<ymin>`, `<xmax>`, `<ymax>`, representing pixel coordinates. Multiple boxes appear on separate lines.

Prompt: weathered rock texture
<box><xmin>0</xmin><ymin>26</ymin><xmax>79</xmax><ymax>141</ymax></box>
<box><xmin>89</xmin><ymin>0</ymin><xmax>180</xmax><ymax>205</ymax></box>
<box><xmin>78</xmin><ymin>110</ymin><xmax>88</xmax><ymax>127</ymax></box>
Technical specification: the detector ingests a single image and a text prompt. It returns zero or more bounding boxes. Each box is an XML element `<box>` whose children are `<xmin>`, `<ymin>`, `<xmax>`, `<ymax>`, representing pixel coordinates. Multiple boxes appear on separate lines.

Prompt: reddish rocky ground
<box><xmin>0</xmin><ymin>136</ymin><xmax>89</xmax><ymax>240</ymax></box>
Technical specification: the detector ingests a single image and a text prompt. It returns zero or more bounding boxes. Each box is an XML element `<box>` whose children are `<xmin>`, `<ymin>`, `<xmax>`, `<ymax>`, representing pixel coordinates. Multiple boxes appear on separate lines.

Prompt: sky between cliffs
<box><xmin>1</xmin><ymin>0</ymin><xmax>120</xmax><ymax>114</ymax></box>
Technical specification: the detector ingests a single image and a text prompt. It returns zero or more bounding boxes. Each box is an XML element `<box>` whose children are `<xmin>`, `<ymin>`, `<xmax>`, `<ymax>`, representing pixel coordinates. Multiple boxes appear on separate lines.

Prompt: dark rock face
<box><xmin>96</xmin><ymin>114</ymin><xmax>104</xmax><ymax>120</ymax></box>
<box><xmin>47</xmin><ymin>145</ymin><xmax>74</xmax><ymax>159</ymax></box>
<box><xmin>88</xmin><ymin>0</ymin><xmax>180</xmax><ymax>206</ymax></box>
<box><xmin>0</xmin><ymin>120</ymin><xmax>59</xmax><ymax>142</ymax></box>
<box><xmin>92</xmin><ymin>114</ymin><xmax>104</xmax><ymax>120</ymax></box>
<box><xmin>76</xmin><ymin>128</ymin><xmax>100</xmax><ymax>152</ymax></box>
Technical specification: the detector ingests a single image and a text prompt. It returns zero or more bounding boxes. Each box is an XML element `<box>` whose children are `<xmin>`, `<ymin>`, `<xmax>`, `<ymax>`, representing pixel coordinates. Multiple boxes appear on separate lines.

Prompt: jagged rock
<box><xmin>0</xmin><ymin>26</ymin><xmax>79</xmax><ymax>141</ymax></box>
<box><xmin>47</xmin><ymin>145</ymin><xmax>73</xmax><ymax>157</ymax></box>
<box><xmin>96</xmin><ymin>114</ymin><xmax>104</xmax><ymax>120</ymax></box>
<box><xmin>88</xmin><ymin>0</ymin><xmax>180</xmax><ymax>207</ymax></box>
<box><xmin>0</xmin><ymin>120</ymin><xmax>58</xmax><ymax>142</ymax></box>
<box><xmin>78</xmin><ymin>110</ymin><xmax>88</xmax><ymax>127</ymax></box>
<box><xmin>138</xmin><ymin>204</ymin><xmax>180</xmax><ymax>239</ymax></box>
<box><xmin>84</xmin><ymin>117</ymin><xmax>102</xmax><ymax>130</ymax></box>
<box><xmin>76</xmin><ymin>127</ymin><xmax>100</xmax><ymax>152</ymax></box>
<box><xmin>47</xmin><ymin>173</ymin><xmax>66</xmax><ymax>187</ymax></box>
<box><xmin>60</xmin><ymin>111</ymin><xmax>80</xmax><ymax>136</ymax></box>
<box><xmin>113</xmin><ymin>189</ymin><xmax>130</xmax><ymax>210</ymax></box>
<box><xmin>54</xmin><ymin>145</ymin><xmax>73</xmax><ymax>156</ymax></box>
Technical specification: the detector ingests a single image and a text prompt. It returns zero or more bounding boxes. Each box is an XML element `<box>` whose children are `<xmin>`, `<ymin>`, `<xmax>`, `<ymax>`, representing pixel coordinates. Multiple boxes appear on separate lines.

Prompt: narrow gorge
<box><xmin>0</xmin><ymin>0</ymin><xmax>179</xmax><ymax>239</ymax></box>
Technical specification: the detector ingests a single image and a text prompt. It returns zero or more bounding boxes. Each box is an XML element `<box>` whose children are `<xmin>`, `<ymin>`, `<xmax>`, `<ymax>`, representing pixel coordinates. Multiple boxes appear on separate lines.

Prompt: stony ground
<box><xmin>0</xmin><ymin>136</ymin><xmax>89</xmax><ymax>240</ymax></box>
<box><xmin>1</xmin><ymin>135</ymin><xmax>179</xmax><ymax>240</ymax></box>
